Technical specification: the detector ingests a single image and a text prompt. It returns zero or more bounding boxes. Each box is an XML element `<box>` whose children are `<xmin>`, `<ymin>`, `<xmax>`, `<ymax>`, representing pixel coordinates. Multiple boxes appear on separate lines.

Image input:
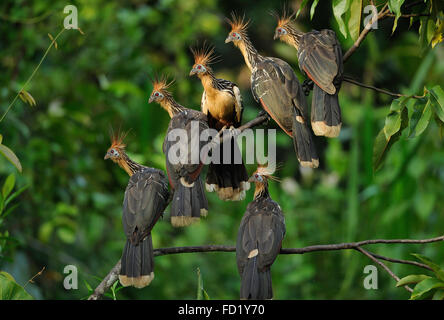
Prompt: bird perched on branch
<box><xmin>273</xmin><ymin>10</ymin><xmax>344</xmax><ymax>138</ymax></box>
<box><xmin>149</xmin><ymin>76</ymin><xmax>209</xmax><ymax>227</ymax></box>
<box><xmin>189</xmin><ymin>44</ymin><xmax>250</xmax><ymax>201</ymax></box>
<box><xmin>105</xmin><ymin>130</ymin><xmax>170</xmax><ymax>288</ymax></box>
<box><xmin>236</xmin><ymin>165</ymin><xmax>286</xmax><ymax>300</ymax></box>
<box><xmin>225</xmin><ymin>13</ymin><xmax>319</xmax><ymax>168</ymax></box>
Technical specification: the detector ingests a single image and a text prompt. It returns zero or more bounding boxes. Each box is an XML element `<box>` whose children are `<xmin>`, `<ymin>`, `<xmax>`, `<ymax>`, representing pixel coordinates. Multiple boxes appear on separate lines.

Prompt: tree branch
<box><xmin>88</xmin><ymin>235</ymin><xmax>444</xmax><ymax>300</ymax></box>
<box><xmin>343</xmin><ymin>77</ymin><xmax>425</xmax><ymax>99</ymax></box>
<box><xmin>343</xmin><ymin>4</ymin><xmax>390</xmax><ymax>62</ymax></box>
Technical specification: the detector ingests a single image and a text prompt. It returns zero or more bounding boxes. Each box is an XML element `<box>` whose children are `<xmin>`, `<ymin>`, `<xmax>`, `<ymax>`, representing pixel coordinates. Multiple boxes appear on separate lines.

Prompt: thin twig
<box><xmin>343</xmin><ymin>4</ymin><xmax>389</xmax><ymax>62</ymax></box>
<box><xmin>88</xmin><ymin>235</ymin><xmax>444</xmax><ymax>299</ymax></box>
<box><xmin>367</xmin><ymin>251</ymin><xmax>432</xmax><ymax>271</ymax></box>
<box><xmin>343</xmin><ymin>77</ymin><xmax>425</xmax><ymax>99</ymax></box>
<box><xmin>355</xmin><ymin>247</ymin><xmax>413</xmax><ymax>293</ymax></box>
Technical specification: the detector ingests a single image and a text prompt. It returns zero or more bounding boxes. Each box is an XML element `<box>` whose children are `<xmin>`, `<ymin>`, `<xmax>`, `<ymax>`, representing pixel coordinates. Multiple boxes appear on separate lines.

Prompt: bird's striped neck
<box><xmin>253</xmin><ymin>181</ymin><xmax>270</xmax><ymax>200</ymax></box>
<box><xmin>282</xmin><ymin>25</ymin><xmax>303</xmax><ymax>50</ymax></box>
<box><xmin>235</xmin><ymin>36</ymin><xmax>261</xmax><ymax>71</ymax></box>
<box><xmin>159</xmin><ymin>93</ymin><xmax>186</xmax><ymax>118</ymax></box>
<box><xmin>117</xmin><ymin>152</ymin><xmax>146</xmax><ymax>176</ymax></box>
<box><xmin>198</xmin><ymin>70</ymin><xmax>218</xmax><ymax>91</ymax></box>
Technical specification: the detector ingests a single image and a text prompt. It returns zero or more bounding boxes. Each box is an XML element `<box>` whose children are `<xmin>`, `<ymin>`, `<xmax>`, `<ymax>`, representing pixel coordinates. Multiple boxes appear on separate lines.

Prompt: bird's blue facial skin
<box><xmin>225</xmin><ymin>32</ymin><xmax>241</xmax><ymax>43</ymax></box>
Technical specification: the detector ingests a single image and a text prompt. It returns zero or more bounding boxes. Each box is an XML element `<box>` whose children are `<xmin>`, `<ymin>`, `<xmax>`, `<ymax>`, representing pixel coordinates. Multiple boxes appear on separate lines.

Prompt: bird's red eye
<box><xmin>232</xmin><ymin>33</ymin><xmax>236</xmax><ymax>37</ymax></box>
<box><xmin>155</xmin><ymin>92</ymin><xmax>159</xmax><ymax>96</ymax></box>
<box><xmin>110</xmin><ymin>150</ymin><xmax>114</xmax><ymax>154</ymax></box>
<box><xmin>278</xmin><ymin>28</ymin><xmax>282</xmax><ymax>33</ymax></box>
<box><xmin>197</xmin><ymin>65</ymin><xmax>201</xmax><ymax>69</ymax></box>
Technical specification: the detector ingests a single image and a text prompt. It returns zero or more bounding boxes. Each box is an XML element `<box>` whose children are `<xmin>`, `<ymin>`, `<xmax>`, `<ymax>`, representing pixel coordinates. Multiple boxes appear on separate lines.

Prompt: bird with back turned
<box><xmin>104</xmin><ymin>130</ymin><xmax>170</xmax><ymax>288</ymax></box>
<box><xmin>273</xmin><ymin>10</ymin><xmax>343</xmax><ymax>138</ymax></box>
<box><xmin>148</xmin><ymin>75</ymin><xmax>209</xmax><ymax>227</ymax></box>
<box><xmin>236</xmin><ymin>164</ymin><xmax>286</xmax><ymax>300</ymax></box>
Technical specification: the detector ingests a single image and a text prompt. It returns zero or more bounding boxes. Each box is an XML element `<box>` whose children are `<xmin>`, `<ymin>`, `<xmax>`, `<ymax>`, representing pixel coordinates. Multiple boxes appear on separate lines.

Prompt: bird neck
<box><xmin>235</xmin><ymin>36</ymin><xmax>261</xmax><ymax>71</ymax></box>
<box><xmin>199</xmin><ymin>69</ymin><xmax>216</xmax><ymax>91</ymax></box>
<box><xmin>159</xmin><ymin>94</ymin><xmax>185</xmax><ymax>118</ymax></box>
<box><xmin>117</xmin><ymin>152</ymin><xmax>146</xmax><ymax>176</ymax></box>
<box><xmin>283</xmin><ymin>26</ymin><xmax>303</xmax><ymax>50</ymax></box>
<box><xmin>253</xmin><ymin>181</ymin><xmax>269</xmax><ymax>200</ymax></box>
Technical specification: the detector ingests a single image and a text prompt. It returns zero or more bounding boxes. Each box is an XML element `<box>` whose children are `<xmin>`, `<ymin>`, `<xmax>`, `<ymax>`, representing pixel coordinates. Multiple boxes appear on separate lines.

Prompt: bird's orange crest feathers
<box><xmin>151</xmin><ymin>74</ymin><xmax>175</xmax><ymax>93</ymax></box>
<box><xmin>190</xmin><ymin>43</ymin><xmax>218</xmax><ymax>67</ymax></box>
<box><xmin>225</xmin><ymin>12</ymin><xmax>250</xmax><ymax>34</ymax></box>
<box><xmin>272</xmin><ymin>7</ymin><xmax>296</xmax><ymax>29</ymax></box>
<box><xmin>109</xmin><ymin>127</ymin><xmax>129</xmax><ymax>150</ymax></box>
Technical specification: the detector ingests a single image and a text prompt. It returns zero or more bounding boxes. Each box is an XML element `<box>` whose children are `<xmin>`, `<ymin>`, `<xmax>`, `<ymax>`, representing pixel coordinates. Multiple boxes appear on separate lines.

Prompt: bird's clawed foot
<box><xmin>302</xmin><ymin>79</ymin><xmax>314</xmax><ymax>96</ymax></box>
<box><xmin>258</xmin><ymin>110</ymin><xmax>271</xmax><ymax>124</ymax></box>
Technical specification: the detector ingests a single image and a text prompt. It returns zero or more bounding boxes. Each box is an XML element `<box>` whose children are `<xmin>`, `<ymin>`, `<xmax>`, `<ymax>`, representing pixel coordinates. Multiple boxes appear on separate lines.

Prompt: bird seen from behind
<box><xmin>273</xmin><ymin>10</ymin><xmax>343</xmax><ymax>138</ymax></box>
<box><xmin>105</xmin><ymin>130</ymin><xmax>170</xmax><ymax>288</ymax></box>
<box><xmin>236</xmin><ymin>164</ymin><xmax>286</xmax><ymax>299</ymax></box>
<box><xmin>149</xmin><ymin>76</ymin><xmax>209</xmax><ymax>227</ymax></box>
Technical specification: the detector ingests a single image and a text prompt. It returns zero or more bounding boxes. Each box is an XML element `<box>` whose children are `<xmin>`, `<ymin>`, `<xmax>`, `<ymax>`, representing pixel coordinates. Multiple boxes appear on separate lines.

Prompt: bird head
<box><xmin>272</xmin><ymin>10</ymin><xmax>295</xmax><ymax>41</ymax></box>
<box><xmin>148</xmin><ymin>75</ymin><xmax>174</xmax><ymax>104</ymax></box>
<box><xmin>189</xmin><ymin>44</ymin><xmax>218</xmax><ymax>77</ymax></box>
<box><xmin>248</xmin><ymin>163</ymin><xmax>279</xmax><ymax>184</ymax></box>
<box><xmin>224</xmin><ymin>13</ymin><xmax>250</xmax><ymax>45</ymax></box>
<box><xmin>104</xmin><ymin>128</ymin><xmax>128</xmax><ymax>162</ymax></box>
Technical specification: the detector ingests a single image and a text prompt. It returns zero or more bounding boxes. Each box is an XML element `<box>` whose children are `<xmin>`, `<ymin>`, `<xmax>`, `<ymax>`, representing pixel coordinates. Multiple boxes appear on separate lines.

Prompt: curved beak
<box><xmin>248</xmin><ymin>175</ymin><xmax>256</xmax><ymax>183</ymax></box>
<box><xmin>189</xmin><ymin>68</ymin><xmax>197</xmax><ymax>76</ymax></box>
<box><xmin>104</xmin><ymin>153</ymin><xmax>110</xmax><ymax>160</ymax></box>
<box><xmin>273</xmin><ymin>31</ymin><xmax>280</xmax><ymax>40</ymax></box>
<box><xmin>225</xmin><ymin>36</ymin><xmax>232</xmax><ymax>44</ymax></box>
<box><xmin>148</xmin><ymin>96</ymin><xmax>154</xmax><ymax>104</ymax></box>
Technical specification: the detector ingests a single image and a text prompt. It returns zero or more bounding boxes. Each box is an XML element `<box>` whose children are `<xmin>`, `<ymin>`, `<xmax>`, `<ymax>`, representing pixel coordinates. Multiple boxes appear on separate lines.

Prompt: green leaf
<box><xmin>411</xmin><ymin>278</ymin><xmax>444</xmax><ymax>300</ymax></box>
<box><xmin>333</xmin><ymin>0</ymin><xmax>351</xmax><ymax>38</ymax></box>
<box><xmin>384</xmin><ymin>111</ymin><xmax>401</xmax><ymax>139</ymax></box>
<box><xmin>4</xmin><ymin>185</ymin><xmax>28</xmax><ymax>208</ymax></box>
<box><xmin>2</xmin><ymin>174</ymin><xmax>15</xmax><ymax>199</ymax></box>
<box><xmin>0</xmin><ymin>271</ymin><xmax>33</xmax><ymax>300</ymax></box>
<box><xmin>388</xmin><ymin>0</ymin><xmax>406</xmax><ymax>33</ymax></box>
<box><xmin>347</xmin><ymin>0</ymin><xmax>362</xmax><ymax>41</ymax></box>
<box><xmin>373</xmin><ymin>107</ymin><xmax>408</xmax><ymax>171</ymax></box>
<box><xmin>432</xmin><ymin>290</ymin><xmax>444</xmax><ymax>300</ymax></box>
<box><xmin>411</xmin><ymin>254</ymin><xmax>444</xmax><ymax>281</ymax></box>
<box><xmin>414</xmin><ymin>100</ymin><xmax>432</xmax><ymax>136</ymax></box>
<box><xmin>0</xmin><ymin>144</ymin><xmax>22</xmax><ymax>172</ymax></box>
<box><xmin>310</xmin><ymin>0</ymin><xmax>320</xmax><ymax>20</ymax></box>
<box><xmin>296</xmin><ymin>0</ymin><xmax>310</xmax><ymax>18</ymax></box>
<box><xmin>397</xmin><ymin>274</ymin><xmax>431</xmax><ymax>287</ymax></box>
<box><xmin>429</xmin><ymin>85</ymin><xmax>444</xmax><ymax>122</ymax></box>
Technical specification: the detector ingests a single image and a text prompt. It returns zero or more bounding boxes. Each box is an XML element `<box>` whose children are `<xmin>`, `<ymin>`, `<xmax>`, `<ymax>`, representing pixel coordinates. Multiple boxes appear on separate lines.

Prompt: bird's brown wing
<box><xmin>163</xmin><ymin>109</ymin><xmax>209</xmax><ymax>185</ymax></box>
<box><xmin>122</xmin><ymin>169</ymin><xmax>170</xmax><ymax>243</ymax></box>
<box><xmin>236</xmin><ymin>198</ymin><xmax>286</xmax><ymax>274</ymax></box>
<box><xmin>298</xmin><ymin>30</ymin><xmax>342</xmax><ymax>95</ymax></box>
<box><xmin>251</xmin><ymin>57</ymin><xmax>308</xmax><ymax>135</ymax></box>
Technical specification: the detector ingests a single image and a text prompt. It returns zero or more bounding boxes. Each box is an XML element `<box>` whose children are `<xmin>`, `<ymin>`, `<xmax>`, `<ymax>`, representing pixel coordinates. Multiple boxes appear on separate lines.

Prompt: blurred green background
<box><xmin>0</xmin><ymin>0</ymin><xmax>443</xmax><ymax>300</ymax></box>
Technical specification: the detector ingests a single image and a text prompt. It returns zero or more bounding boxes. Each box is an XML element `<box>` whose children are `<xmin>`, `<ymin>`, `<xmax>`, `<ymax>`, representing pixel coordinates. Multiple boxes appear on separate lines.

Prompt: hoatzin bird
<box><xmin>104</xmin><ymin>131</ymin><xmax>170</xmax><ymax>288</ymax></box>
<box><xmin>189</xmin><ymin>44</ymin><xmax>250</xmax><ymax>201</ymax></box>
<box><xmin>236</xmin><ymin>165</ymin><xmax>286</xmax><ymax>300</ymax></box>
<box><xmin>225</xmin><ymin>13</ymin><xmax>319</xmax><ymax>168</ymax></box>
<box><xmin>273</xmin><ymin>11</ymin><xmax>344</xmax><ymax>138</ymax></box>
<box><xmin>149</xmin><ymin>76</ymin><xmax>209</xmax><ymax>227</ymax></box>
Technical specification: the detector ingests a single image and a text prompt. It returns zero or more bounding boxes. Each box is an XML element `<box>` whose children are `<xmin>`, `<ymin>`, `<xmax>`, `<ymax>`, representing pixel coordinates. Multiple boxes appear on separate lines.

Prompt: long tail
<box><xmin>292</xmin><ymin>109</ymin><xmax>319</xmax><ymax>168</ymax></box>
<box><xmin>206</xmin><ymin>137</ymin><xmax>250</xmax><ymax>201</ymax></box>
<box><xmin>119</xmin><ymin>234</ymin><xmax>154</xmax><ymax>288</ymax></box>
<box><xmin>311</xmin><ymin>84</ymin><xmax>342</xmax><ymax>138</ymax></box>
<box><xmin>170</xmin><ymin>177</ymin><xmax>208</xmax><ymax>227</ymax></box>
<box><xmin>240</xmin><ymin>256</ymin><xmax>273</xmax><ymax>300</ymax></box>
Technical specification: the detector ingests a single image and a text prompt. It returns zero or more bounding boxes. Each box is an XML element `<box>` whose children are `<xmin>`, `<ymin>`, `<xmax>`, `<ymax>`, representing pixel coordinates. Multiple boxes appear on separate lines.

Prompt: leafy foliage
<box><xmin>0</xmin><ymin>0</ymin><xmax>443</xmax><ymax>300</ymax></box>
<box><xmin>0</xmin><ymin>271</ymin><xmax>33</xmax><ymax>300</ymax></box>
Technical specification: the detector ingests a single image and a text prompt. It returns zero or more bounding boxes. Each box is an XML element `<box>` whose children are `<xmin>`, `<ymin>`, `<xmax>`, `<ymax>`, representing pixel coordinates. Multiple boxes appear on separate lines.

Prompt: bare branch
<box><xmin>355</xmin><ymin>247</ymin><xmax>413</xmax><ymax>293</ymax></box>
<box><xmin>343</xmin><ymin>77</ymin><xmax>425</xmax><ymax>99</ymax></box>
<box><xmin>88</xmin><ymin>235</ymin><xmax>444</xmax><ymax>299</ymax></box>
